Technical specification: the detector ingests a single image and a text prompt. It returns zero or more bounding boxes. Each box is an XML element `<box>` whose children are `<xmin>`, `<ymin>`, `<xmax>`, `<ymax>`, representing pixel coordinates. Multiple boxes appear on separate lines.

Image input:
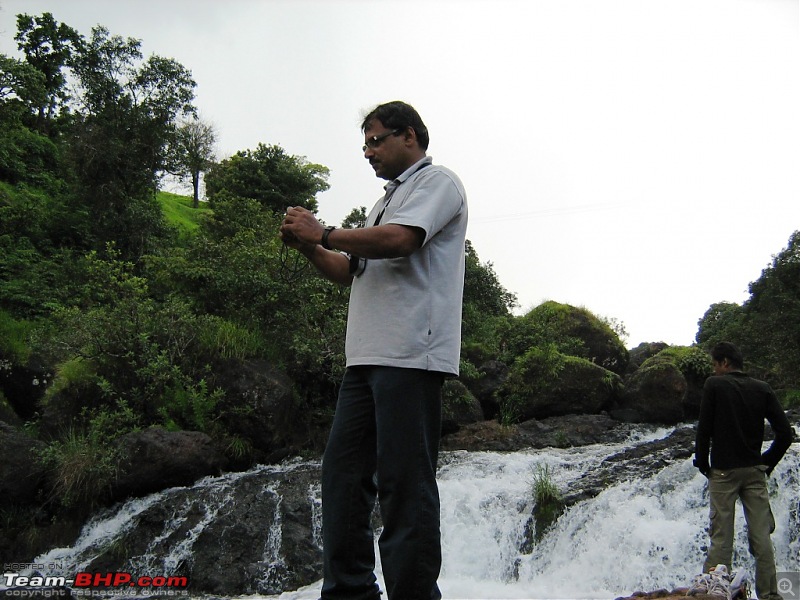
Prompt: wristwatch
<box><xmin>321</xmin><ymin>226</ymin><xmax>336</xmax><ymax>250</ymax></box>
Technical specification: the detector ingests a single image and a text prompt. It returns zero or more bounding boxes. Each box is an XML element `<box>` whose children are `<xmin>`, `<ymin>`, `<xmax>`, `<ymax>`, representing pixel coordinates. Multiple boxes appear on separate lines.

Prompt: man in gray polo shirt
<box><xmin>280</xmin><ymin>101</ymin><xmax>468</xmax><ymax>600</ymax></box>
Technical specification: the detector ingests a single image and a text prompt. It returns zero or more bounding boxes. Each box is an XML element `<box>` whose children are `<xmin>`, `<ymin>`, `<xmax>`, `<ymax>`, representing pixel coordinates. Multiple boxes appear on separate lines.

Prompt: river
<box><xmin>25</xmin><ymin>425</ymin><xmax>800</xmax><ymax>599</ymax></box>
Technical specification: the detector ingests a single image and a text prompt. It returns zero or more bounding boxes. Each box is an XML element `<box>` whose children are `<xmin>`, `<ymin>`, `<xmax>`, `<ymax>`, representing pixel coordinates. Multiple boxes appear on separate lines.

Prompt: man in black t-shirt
<box><xmin>694</xmin><ymin>342</ymin><xmax>793</xmax><ymax>600</ymax></box>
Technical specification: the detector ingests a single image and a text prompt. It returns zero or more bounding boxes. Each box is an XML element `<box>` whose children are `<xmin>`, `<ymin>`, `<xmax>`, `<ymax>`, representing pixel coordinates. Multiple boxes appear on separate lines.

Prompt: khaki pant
<box><xmin>704</xmin><ymin>465</ymin><xmax>782</xmax><ymax>600</ymax></box>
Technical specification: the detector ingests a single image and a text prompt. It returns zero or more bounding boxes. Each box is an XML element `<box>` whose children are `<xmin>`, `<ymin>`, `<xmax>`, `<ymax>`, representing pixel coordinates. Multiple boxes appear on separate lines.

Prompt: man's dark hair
<box><xmin>710</xmin><ymin>342</ymin><xmax>744</xmax><ymax>370</ymax></box>
<box><xmin>361</xmin><ymin>101</ymin><xmax>430</xmax><ymax>151</ymax></box>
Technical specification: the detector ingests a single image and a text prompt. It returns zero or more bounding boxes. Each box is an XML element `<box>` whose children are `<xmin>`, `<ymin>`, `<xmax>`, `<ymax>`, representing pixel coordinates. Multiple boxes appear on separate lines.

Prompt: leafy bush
<box><xmin>204</xmin><ymin>143</ymin><xmax>329</xmax><ymax>214</ymax></box>
<box><xmin>0</xmin><ymin>309</ymin><xmax>33</xmax><ymax>364</ymax></box>
<box><xmin>499</xmin><ymin>301</ymin><xmax>628</xmax><ymax>374</ymax></box>
<box><xmin>0</xmin><ymin>125</ymin><xmax>59</xmax><ymax>186</ymax></box>
<box><xmin>654</xmin><ymin>346</ymin><xmax>712</xmax><ymax>382</ymax></box>
<box><xmin>44</xmin><ymin>356</ymin><xmax>97</xmax><ymax>400</ymax></box>
<box><xmin>781</xmin><ymin>389</ymin><xmax>800</xmax><ymax>409</ymax></box>
<box><xmin>497</xmin><ymin>344</ymin><xmax>565</xmax><ymax>425</ymax></box>
<box><xmin>158</xmin><ymin>378</ymin><xmax>223</xmax><ymax>433</ymax></box>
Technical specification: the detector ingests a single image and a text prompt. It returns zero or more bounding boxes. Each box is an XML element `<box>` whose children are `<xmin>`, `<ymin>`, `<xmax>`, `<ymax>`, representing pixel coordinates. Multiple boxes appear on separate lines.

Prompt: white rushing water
<box><xmin>27</xmin><ymin>427</ymin><xmax>799</xmax><ymax>600</ymax></box>
<box><xmin>265</xmin><ymin>430</ymin><xmax>799</xmax><ymax>599</ymax></box>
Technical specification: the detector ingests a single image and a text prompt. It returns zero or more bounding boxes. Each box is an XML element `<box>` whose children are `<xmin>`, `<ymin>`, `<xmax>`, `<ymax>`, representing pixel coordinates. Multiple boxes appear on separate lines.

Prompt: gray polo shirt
<box><xmin>345</xmin><ymin>156</ymin><xmax>468</xmax><ymax>376</ymax></box>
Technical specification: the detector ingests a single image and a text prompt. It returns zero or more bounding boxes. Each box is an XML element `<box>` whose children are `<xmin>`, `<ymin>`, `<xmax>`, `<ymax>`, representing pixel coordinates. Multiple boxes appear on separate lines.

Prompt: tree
<box><xmin>459</xmin><ymin>241</ymin><xmax>517</xmax><ymax>367</ymax></box>
<box><xmin>696</xmin><ymin>231</ymin><xmax>800</xmax><ymax>395</ymax></box>
<box><xmin>0</xmin><ymin>55</ymin><xmax>57</xmax><ymax>185</ymax></box>
<box><xmin>66</xmin><ymin>24</ymin><xmax>197</xmax><ymax>258</ymax></box>
<box><xmin>463</xmin><ymin>240</ymin><xmax>517</xmax><ymax>317</ymax></box>
<box><xmin>204</xmin><ymin>143</ymin><xmax>329</xmax><ymax>214</ymax></box>
<box><xmin>696</xmin><ymin>302</ymin><xmax>745</xmax><ymax>348</ymax></box>
<box><xmin>743</xmin><ymin>231</ymin><xmax>800</xmax><ymax>386</ymax></box>
<box><xmin>169</xmin><ymin>117</ymin><xmax>217</xmax><ymax>208</ymax></box>
<box><xmin>14</xmin><ymin>12</ymin><xmax>82</xmax><ymax>134</ymax></box>
<box><xmin>341</xmin><ymin>206</ymin><xmax>367</xmax><ymax>229</ymax></box>
<box><xmin>0</xmin><ymin>54</ymin><xmax>47</xmax><ymax>111</ymax></box>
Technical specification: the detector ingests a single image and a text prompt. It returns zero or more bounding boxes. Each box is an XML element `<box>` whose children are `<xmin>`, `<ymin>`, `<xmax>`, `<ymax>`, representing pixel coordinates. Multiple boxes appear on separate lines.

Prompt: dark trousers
<box><xmin>320</xmin><ymin>366</ymin><xmax>444</xmax><ymax>600</ymax></box>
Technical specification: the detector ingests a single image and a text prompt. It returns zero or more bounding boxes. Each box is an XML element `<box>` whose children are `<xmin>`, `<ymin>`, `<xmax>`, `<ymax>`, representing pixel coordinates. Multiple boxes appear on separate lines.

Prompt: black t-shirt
<box><xmin>695</xmin><ymin>372</ymin><xmax>792</xmax><ymax>471</ymax></box>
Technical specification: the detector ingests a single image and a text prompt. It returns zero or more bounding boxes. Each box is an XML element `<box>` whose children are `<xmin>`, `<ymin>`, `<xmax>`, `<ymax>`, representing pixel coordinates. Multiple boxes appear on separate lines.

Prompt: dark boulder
<box><xmin>441</xmin><ymin>413</ymin><xmax>632</xmax><ymax>452</ymax></box>
<box><xmin>0</xmin><ymin>421</ymin><xmax>47</xmax><ymax>508</ymax></box>
<box><xmin>113</xmin><ymin>427</ymin><xmax>228</xmax><ymax>500</ymax></box>
<box><xmin>523</xmin><ymin>358</ymin><xmax>620</xmax><ymax>419</ymax></box>
<box><xmin>469</xmin><ymin>360</ymin><xmax>508</xmax><ymax>420</ymax></box>
<box><xmin>0</xmin><ymin>354</ymin><xmax>52</xmax><ymax>421</ymax></box>
<box><xmin>442</xmin><ymin>379</ymin><xmax>484</xmax><ymax>435</ymax></box>
<box><xmin>82</xmin><ymin>462</ymin><xmax>323</xmax><ymax>596</ymax></box>
<box><xmin>625</xmin><ymin>342</ymin><xmax>669</xmax><ymax>376</ymax></box>
<box><xmin>500</xmin><ymin>352</ymin><xmax>621</xmax><ymax>422</ymax></box>
<box><xmin>211</xmin><ymin>358</ymin><xmax>297</xmax><ymax>463</ymax></box>
<box><xmin>0</xmin><ymin>392</ymin><xmax>22</xmax><ymax>426</ymax></box>
<box><xmin>614</xmin><ymin>355</ymin><xmax>687</xmax><ymax>424</ymax></box>
<box><xmin>514</xmin><ymin>301</ymin><xmax>630</xmax><ymax>375</ymax></box>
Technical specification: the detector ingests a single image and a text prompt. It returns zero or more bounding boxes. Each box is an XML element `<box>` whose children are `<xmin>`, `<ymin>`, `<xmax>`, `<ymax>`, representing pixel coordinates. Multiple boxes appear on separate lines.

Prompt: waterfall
<box><xmin>22</xmin><ymin>427</ymin><xmax>799</xmax><ymax>599</ymax></box>
<box><xmin>272</xmin><ymin>430</ymin><xmax>799</xmax><ymax>599</ymax></box>
<box><xmin>441</xmin><ymin>439</ymin><xmax>799</xmax><ymax>600</ymax></box>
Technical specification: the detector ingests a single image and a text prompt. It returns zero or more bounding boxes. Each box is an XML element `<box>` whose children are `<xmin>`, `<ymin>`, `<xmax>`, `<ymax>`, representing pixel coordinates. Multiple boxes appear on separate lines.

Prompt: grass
<box><xmin>38</xmin><ymin>429</ymin><xmax>119</xmax><ymax>509</ymax></box>
<box><xmin>157</xmin><ymin>190</ymin><xmax>210</xmax><ymax>232</ymax></box>
<box><xmin>531</xmin><ymin>464</ymin><xmax>564</xmax><ymax>541</ymax></box>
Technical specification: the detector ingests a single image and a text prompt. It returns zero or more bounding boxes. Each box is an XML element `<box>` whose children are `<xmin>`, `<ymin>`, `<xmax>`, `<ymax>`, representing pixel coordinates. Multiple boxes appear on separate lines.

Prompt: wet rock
<box><xmin>0</xmin><ymin>421</ymin><xmax>47</xmax><ymax>508</ymax></box>
<box><xmin>113</xmin><ymin>427</ymin><xmax>228</xmax><ymax>500</ymax></box>
<box><xmin>562</xmin><ymin>425</ymin><xmax>696</xmax><ymax>506</ymax></box>
<box><xmin>442</xmin><ymin>379</ymin><xmax>484</xmax><ymax>434</ymax></box>
<box><xmin>440</xmin><ymin>413</ymin><xmax>632</xmax><ymax>452</ymax></box>
<box><xmin>211</xmin><ymin>358</ymin><xmax>297</xmax><ymax>463</ymax></box>
<box><xmin>615</xmin><ymin>355</ymin><xmax>687</xmax><ymax>424</ymax></box>
<box><xmin>83</xmin><ymin>462</ymin><xmax>323</xmax><ymax>596</ymax></box>
<box><xmin>469</xmin><ymin>360</ymin><xmax>508</xmax><ymax>420</ymax></box>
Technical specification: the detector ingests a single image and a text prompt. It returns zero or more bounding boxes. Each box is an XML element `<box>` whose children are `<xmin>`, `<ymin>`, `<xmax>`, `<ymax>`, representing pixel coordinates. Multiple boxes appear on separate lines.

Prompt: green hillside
<box><xmin>157</xmin><ymin>191</ymin><xmax>210</xmax><ymax>232</ymax></box>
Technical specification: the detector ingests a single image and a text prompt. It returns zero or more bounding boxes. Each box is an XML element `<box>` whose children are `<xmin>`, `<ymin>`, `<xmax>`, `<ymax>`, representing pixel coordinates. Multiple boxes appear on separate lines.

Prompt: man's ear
<box><xmin>403</xmin><ymin>126</ymin><xmax>417</xmax><ymax>147</ymax></box>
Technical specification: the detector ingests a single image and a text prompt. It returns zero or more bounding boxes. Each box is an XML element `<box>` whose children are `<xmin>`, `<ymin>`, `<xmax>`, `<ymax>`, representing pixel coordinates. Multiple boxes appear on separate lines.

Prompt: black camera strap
<box><xmin>349</xmin><ymin>161</ymin><xmax>432</xmax><ymax>276</ymax></box>
<box><xmin>372</xmin><ymin>161</ymin><xmax>432</xmax><ymax>226</ymax></box>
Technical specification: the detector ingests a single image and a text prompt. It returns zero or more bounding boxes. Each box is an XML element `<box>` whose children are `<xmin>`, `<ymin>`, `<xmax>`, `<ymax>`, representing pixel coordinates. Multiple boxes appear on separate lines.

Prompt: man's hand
<box><xmin>693</xmin><ymin>458</ymin><xmax>710</xmax><ymax>478</ymax></box>
<box><xmin>280</xmin><ymin>206</ymin><xmax>325</xmax><ymax>248</ymax></box>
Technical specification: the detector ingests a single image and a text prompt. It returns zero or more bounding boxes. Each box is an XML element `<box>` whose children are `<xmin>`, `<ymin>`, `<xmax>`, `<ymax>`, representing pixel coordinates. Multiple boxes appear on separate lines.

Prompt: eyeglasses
<box><xmin>362</xmin><ymin>129</ymin><xmax>400</xmax><ymax>152</ymax></box>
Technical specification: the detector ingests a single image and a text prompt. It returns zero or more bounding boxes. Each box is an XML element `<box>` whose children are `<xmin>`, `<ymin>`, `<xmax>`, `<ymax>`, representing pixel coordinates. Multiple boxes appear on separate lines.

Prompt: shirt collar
<box><xmin>384</xmin><ymin>156</ymin><xmax>432</xmax><ymax>191</ymax></box>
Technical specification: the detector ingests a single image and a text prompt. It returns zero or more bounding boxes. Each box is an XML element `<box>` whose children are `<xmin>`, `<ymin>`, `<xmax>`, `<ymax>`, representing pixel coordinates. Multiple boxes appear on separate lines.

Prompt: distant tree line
<box><xmin>696</xmin><ymin>230</ymin><xmax>800</xmax><ymax>403</ymax></box>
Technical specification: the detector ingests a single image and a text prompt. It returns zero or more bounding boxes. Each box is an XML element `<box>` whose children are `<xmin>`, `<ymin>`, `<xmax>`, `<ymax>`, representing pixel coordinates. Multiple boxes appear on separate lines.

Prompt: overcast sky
<box><xmin>2</xmin><ymin>0</ymin><xmax>798</xmax><ymax>348</ymax></box>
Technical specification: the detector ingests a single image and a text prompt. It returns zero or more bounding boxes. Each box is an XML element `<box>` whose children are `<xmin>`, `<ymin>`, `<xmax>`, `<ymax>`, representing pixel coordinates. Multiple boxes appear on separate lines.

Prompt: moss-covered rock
<box><xmin>626</xmin><ymin>341</ymin><xmax>669</xmax><ymax>375</ymax></box>
<box><xmin>653</xmin><ymin>346</ymin><xmax>712</xmax><ymax>418</ymax></box>
<box><xmin>616</xmin><ymin>352</ymin><xmax>691</xmax><ymax>424</ymax></box>
<box><xmin>441</xmin><ymin>379</ymin><xmax>484</xmax><ymax>434</ymax></box>
<box><xmin>504</xmin><ymin>301</ymin><xmax>629</xmax><ymax>375</ymax></box>
<box><xmin>616</xmin><ymin>346</ymin><xmax>711</xmax><ymax>424</ymax></box>
<box><xmin>497</xmin><ymin>345</ymin><xmax>621</xmax><ymax>422</ymax></box>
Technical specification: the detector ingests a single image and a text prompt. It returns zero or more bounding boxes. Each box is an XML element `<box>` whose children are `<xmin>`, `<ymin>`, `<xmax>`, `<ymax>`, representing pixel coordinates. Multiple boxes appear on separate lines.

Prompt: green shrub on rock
<box><xmin>500</xmin><ymin>301</ymin><xmax>629</xmax><ymax>375</ymax></box>
<box><xmin>496</xmin><ymin>344</ymin><xmax>621</xmax><ymax>425</ymax></box>
<box><xmin>531</xmin><ymin>464</ymin><xmax>564</xmax><ymax>542</ymax></box>
<box><xmin>654</xmin><ymin>345</ymin><xmax>712</xmax><ymax>381</ymax></box>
